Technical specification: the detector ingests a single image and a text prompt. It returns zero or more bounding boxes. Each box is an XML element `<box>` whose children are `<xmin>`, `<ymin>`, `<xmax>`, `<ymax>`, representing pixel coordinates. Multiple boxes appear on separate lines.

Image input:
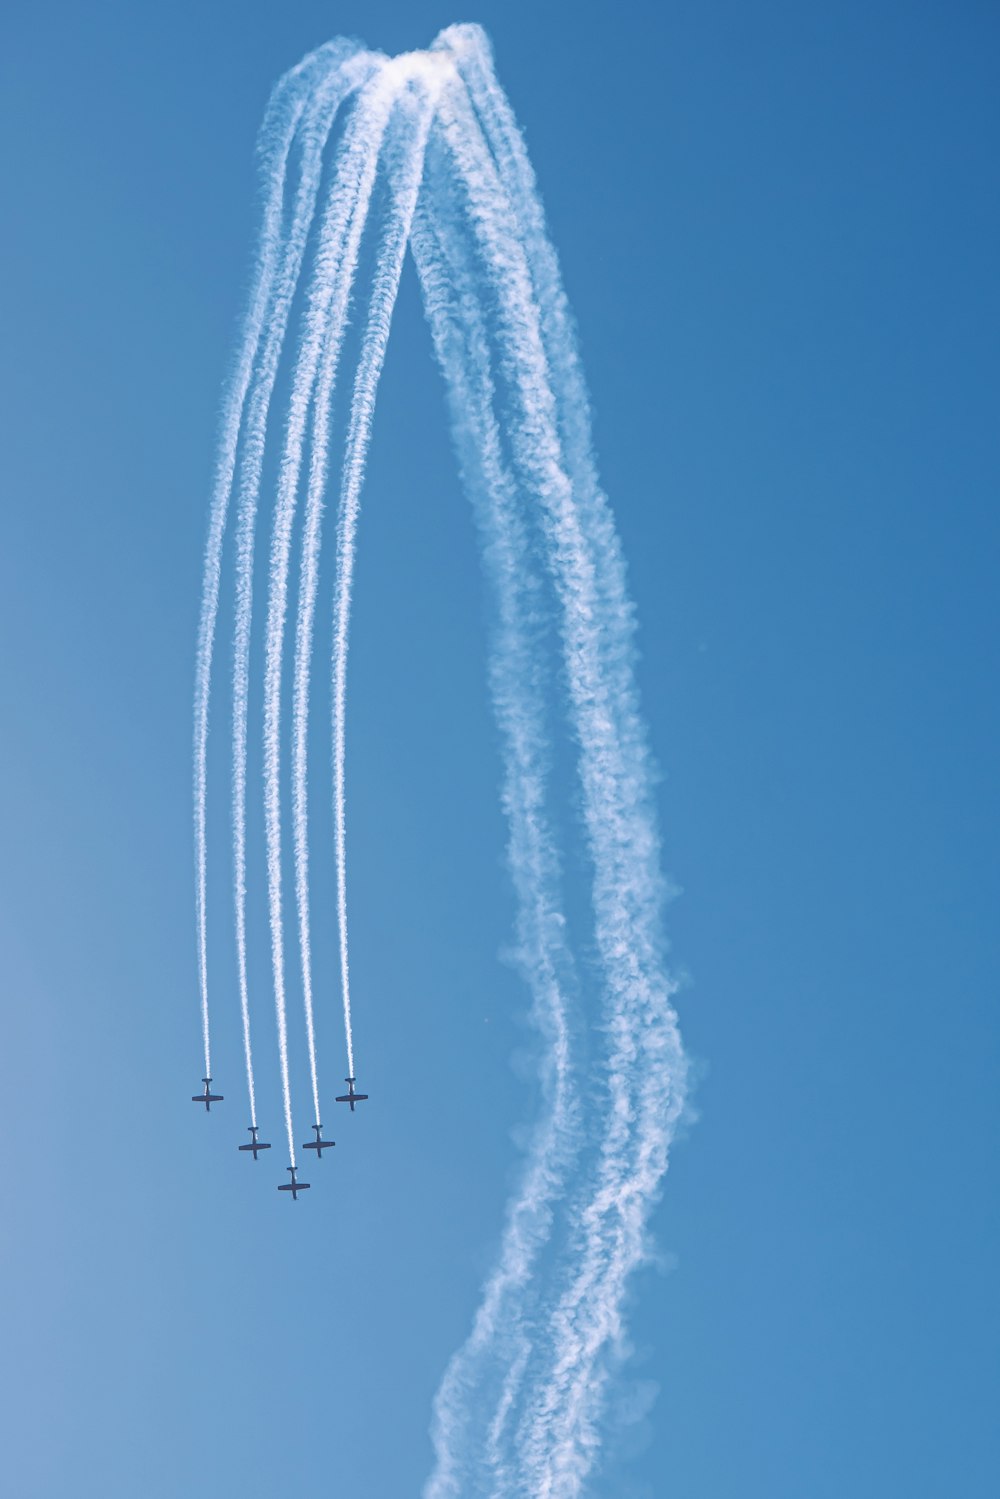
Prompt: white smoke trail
<box><xmin>261</xmin><ymin>58</ymin><xmax>426</xmax><ymax>1157</ymax></box>
<box><xmin>228</xmin><ymin>46</ymin><xmax>374</xmax><ymax>1135</ymax></box>
<box><xmin>323</xmin><ymin>63</ymin><xmax>447</xmax><ymax>1089</ymax></box>
<box><xmin>197</xmin><ymin>27</ymin><xmax>687</xmax><ymax>1493</ymax></box>
<box><xmin>192</xmin><ymin>42</ymin><xmax>339</xmax><ymax>1083</ymax></box>
<box><xmin>229</xmin><ymin>48</ymin><xmax>377</xmax><ymax>1156</ymax></box>
<box><xmin>447</xmin><ymin>38</ymin><xmax>692</xmax><ymax>1487</ymax></box>
<box><xmin>411</xmin><ymin>125</ymin><xmax>582</xmax><ymax>1499</ymax></box>
<box><xmin>426</xmin><ymin>62</ymin><xmax>688</xmax><ymax>1496</ymax></box>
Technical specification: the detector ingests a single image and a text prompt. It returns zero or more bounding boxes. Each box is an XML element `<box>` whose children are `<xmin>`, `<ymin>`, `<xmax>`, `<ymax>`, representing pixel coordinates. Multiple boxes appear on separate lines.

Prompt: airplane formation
<box><xmin>191</xmin><ymin>1075</ymin><xmax>368</xmax><ymax>1198</ymax></box>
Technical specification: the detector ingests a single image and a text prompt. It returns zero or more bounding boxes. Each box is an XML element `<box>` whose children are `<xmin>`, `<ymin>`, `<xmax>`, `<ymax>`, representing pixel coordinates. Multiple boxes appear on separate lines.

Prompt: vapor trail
<box><xmin>262</xmin><ymin>58</ymin><xmax>421</xmax><ymax>1156</ymax></box>
<box><xmin>227</xmin><ymin>46</ymin><xmax>372</xmax><ymax>1134</ymax></box>
<box><xmin>225</xmin><ymin>47</ymin><xmax>376</xmax><ymax>1156</ymax></box>
<box><xmin>322</xmin><ymin>74</ymin><xmax>443</xmax><ymax>1086</ymax></box>
<box><xmin>412</xmin><ymin>94</ymin><xmax>581</xmax><ymax>1499</ymax></box>
<box><xmin>449</xmin><ymin>37</ymin><xmax>692</xmax><ymax>1486</ymax></box>
<box><xmin>428</xmin><ymin>58</ymin><xmax>688</xmax><ymax>1495</ymax></box>
<box><xmin>192</xmin><ymin>45</ymin><xmax>328</xmax><ymax>1083</ymax></box>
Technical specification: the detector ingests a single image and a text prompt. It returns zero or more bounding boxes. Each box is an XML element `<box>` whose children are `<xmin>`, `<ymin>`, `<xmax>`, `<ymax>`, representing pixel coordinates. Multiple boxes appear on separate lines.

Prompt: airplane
<box><xmin>277</xmin><ymin>1166</ymin><xmax>310</xmax><ymax>1201</ymax></box>
<box><xmin>192</xmin><ymin>1077</ymin><xmax>223</xmax><ymax>1111</ymax></box>
<box><xmin>302</xmin><ymin>1124</ymin><xmax>335</xmax><ymax>1158</ymax></box>
<box><xmin>238</xmin><ymin>1125</ymin><xmax>270</xmax><ymax>1160</ymax></box>
<box><xmin>335</xmin><ymin>1076</ymin><xmax>369</xmax><ymax>1112</ymax></box>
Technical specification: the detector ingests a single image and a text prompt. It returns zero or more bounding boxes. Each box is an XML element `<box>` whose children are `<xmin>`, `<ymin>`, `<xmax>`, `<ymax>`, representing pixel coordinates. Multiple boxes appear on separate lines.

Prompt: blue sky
<box><xmin>0</xmin><ymin>3</ymin><xmax>997</xmax><ymax>1496</ymax></box>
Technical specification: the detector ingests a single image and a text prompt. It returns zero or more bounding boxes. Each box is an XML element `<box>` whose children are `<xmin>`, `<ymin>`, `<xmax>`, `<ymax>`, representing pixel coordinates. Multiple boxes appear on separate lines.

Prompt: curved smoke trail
<box><xmin>231</xmin><ymin>47</ymin><xmax>379</xmax><ymax>1161</ymax></box>
<box><xmin>261</xmin><ymin>54</ymin><xmax>449</xmax><ymax>1158</ymax></box>
<box><xmin>229</xmin><ymin>44</ymin><xmax>373</xmax><ymax>1136</ymax></box>
<box><xmin>428</xmin><ymin>52</ymin><xmax>689</xmax><ymax>1494</ymax></box>
<box><xmin>293</xmin><ymin>57</ymin><xmax>446</xmax><ymax>1101</ymax></box>
<box><xmin>411</xmin><ymin>129</ymin><xmax>582</xmax><ymax>1499</ymax></box>
<box><xmin>328</xmin><ymin>78</ymin><xmax>441</xmax><ymax>1085</ymax></box>
<box><xmin>195</xmin><ymin>26</ymin><xmax>687</xmax><ymax>1495</ymax></box>
<box><xmin>260</xmin><ymin>61</ymin><xmax>396</xmax><ymax>1152</ymax></box>
<box><xmin>192</xmin><ymin>42</ymin><xmax>336</xmax><ymax>1085</ymax></box>
<box><xmin>450</xmin><ymin>36</ymin><xmax>691</xmax><ymax>1487</ymax></box>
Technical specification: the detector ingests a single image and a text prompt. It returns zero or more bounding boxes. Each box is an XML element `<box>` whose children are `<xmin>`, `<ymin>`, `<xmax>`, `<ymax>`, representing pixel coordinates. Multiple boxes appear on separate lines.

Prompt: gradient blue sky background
<box><xmin>1</xmin><ymin>3</ymin><xmax>997</xmax><ymax>1495</ymax></box>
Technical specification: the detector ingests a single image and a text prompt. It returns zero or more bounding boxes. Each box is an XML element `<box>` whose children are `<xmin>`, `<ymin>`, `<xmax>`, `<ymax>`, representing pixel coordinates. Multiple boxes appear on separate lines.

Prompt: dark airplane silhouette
<box><xmin>278</xmin><ymin>1166</ymin><xmax>310</xmax><ymax>1200</ymax></box>
<box><xmin>192</xmin><ymin>1078</ymin><xmax>223</xmax><ymax>1111</ymax></box>
<box><xmin>238</xmin><ymin>1125</ymin><xmax>270</xmax><ymax>1160</ymax></box>
<box><xmin>335</xmin><ymin>1077</ymin><xmax>368</xmax><ymax>1112</ymax></box>
<box><xmin>302</xmin><ymin>1124</ymin><xmax>335</xmax><ymax>1158</ymax></box>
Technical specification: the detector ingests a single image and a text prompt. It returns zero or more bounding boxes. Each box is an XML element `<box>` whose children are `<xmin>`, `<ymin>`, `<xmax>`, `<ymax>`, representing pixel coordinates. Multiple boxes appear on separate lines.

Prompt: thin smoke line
<box><xmin>260</xmin><ymin>63</ymin><xmax>407</xmax><ymax>1163</ymax></box>
<box><xmin>193</xmin><ymin>50</ymin><xmax>320</xmax><ymax>1083</ymax></box>
<box><xmin>327</xmin><ymin>75</ymin><xmax>441</xmax><ymax>1088</ymax></box>
<box><xmin>231</xmin><ymin>50</ymin><xmax>379</xmax><ymax>1162</ymax></box>
<box><xmin>258</xmin><ymin>59</ymin><xmax>443</xmax><ymax>1167</ymax></box>
<box><xmin>194</xmin><ymin>36</ymin><xmax>370</xmax><ymax>1105</ymax></box>
<box><xmin>231</xmin><ymin>50</ymin><xmax>372</xmax><ymax>1134</ymax></box>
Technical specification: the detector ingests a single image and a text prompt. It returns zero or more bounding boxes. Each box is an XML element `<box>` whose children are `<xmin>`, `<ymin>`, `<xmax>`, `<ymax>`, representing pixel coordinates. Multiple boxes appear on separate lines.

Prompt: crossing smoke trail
<box><xmin>194</xmin><ymin>23</ymin><xmax>688</xmax><ymax>1496</ymax></box>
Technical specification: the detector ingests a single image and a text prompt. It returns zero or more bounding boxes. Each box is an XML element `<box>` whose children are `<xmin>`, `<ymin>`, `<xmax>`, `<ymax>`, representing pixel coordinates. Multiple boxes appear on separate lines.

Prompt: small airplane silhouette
<box><xmin>238</xmin><ymin>1125</ymin><xmax>270</xmax><ymax>1160</ymax></box>
<box><xmin>302</xmin><ymin>1124</ymin><xmax>335</xmax><ymax>1158</ymax></box>
<box><xmin>335</xmin><ymin>1077</ymin><xmax>369</xmax><ymax>1113</ymax></box>
<box><xmin>192</xmin><ymin>1078</ymin><xmax>223</xmax><ymax>1111</ymax></box>
<box><xmin>277</xmin><ymin>1166</ymin><xmax>310</xmax><ymax>1201</ymax></box>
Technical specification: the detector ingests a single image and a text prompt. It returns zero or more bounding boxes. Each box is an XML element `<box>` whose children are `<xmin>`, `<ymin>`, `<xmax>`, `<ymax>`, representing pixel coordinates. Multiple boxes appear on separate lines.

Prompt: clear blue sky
<box><xmin>0</xmin><ymin>3</ymin><xmax>997</xmax><ymax>1495</ymax></box>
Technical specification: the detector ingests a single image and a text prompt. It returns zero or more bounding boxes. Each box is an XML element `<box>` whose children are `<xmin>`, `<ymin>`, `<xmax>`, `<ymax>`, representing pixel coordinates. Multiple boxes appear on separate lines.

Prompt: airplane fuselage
<box><xmin>278</xmin><ymin>1167</ymin><xmax>310</xmax><ymax>1200</ymax></box>
<box><xmin>192</xmin><ymin>1078</ymin><xmax>223</xmax><ymax>1110</ymax></box>
<box><xmin>335</xmin><ymin>1078</ymin><xmax>368</xmax><ymax>1112</ymax></box>
<box><xmin>303</xmin><ymin>1125</ymin><xmax>335</xmax><ymax>1157</ymax></box>
<box><xmin>239</xmin><ymin>1127</ymin><xmax>270</xmax><ymax>1159</ymax></box>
